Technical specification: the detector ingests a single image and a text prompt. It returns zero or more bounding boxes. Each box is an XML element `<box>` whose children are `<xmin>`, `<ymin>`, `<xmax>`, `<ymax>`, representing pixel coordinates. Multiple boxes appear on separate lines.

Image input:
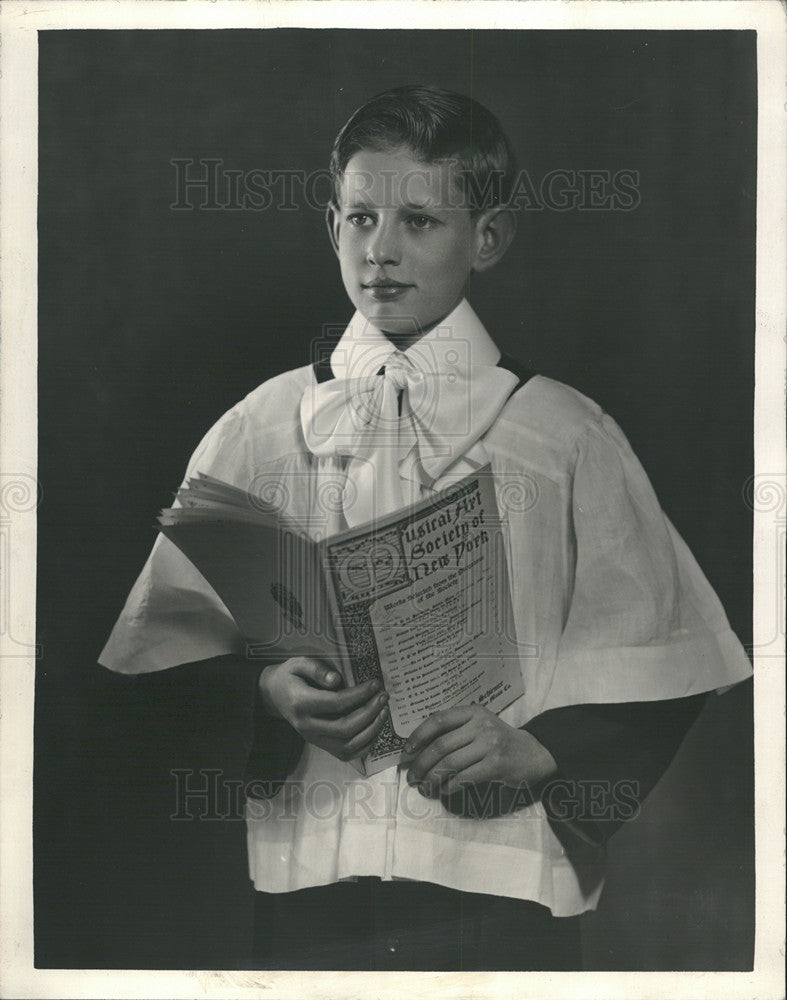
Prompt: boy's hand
<box><xmin>258</xmin><ymin>656</ymin><xmax>389</xmax><ymax>763</ymax></box>
<box><xmin>400</xmin><ymin>703</ymin><xmax>557</xmax><ymax>800</ymax></box>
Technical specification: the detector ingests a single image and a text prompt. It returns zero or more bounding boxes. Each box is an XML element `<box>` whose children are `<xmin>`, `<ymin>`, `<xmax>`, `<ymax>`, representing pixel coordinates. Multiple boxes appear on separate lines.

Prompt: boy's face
<box><xmin>330</xmin><ymin>147</ymin><xmax>485</xmax><ymax>342</ymax></box>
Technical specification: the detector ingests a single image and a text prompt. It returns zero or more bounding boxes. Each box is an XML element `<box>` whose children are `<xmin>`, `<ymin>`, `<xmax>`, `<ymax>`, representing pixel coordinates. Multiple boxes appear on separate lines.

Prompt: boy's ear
<box><xmin>326</xmin><ymin>203</ymin><xmax>341</xmax><ymax>258</ymax></box>
<box><xmin>471</xmin><ymin>207</ymin><xmax>517</xmax><ymax>273</ymax></box>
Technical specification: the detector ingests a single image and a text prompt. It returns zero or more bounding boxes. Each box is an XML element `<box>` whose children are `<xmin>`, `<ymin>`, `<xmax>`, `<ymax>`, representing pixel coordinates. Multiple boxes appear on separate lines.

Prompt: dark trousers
<box><xmin>251</xmin><ymin>877</ymin><xmax>581</xmax><ymax>971</ymax></box>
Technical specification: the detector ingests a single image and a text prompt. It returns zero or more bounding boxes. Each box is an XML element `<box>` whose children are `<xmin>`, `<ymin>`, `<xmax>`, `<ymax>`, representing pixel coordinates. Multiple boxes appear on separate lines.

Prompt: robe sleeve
<box><xmin>98</xmin><ymin>404</ymin><xmax>252</xmax><ymax>674</ymax></box>
<box><xmin>523</xmin><ymin>692</ymin><xmax>710</xmax><ymax>844</ymax></box>
<box><xmin>541</xmin><ymin>413</ymin><xmax>752</xmax><ymax>710</ymax></box>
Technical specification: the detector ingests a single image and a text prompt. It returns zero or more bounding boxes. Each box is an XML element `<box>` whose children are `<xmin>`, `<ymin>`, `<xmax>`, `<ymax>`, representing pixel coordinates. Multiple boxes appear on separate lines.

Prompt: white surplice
<box><xmin>99</xmin><ymin>299</ymin><xmax>752</xmax><ymax>916</ymax></box>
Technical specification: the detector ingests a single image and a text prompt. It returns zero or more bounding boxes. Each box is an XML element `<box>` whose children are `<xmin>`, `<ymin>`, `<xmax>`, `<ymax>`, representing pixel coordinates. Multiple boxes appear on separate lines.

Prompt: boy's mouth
<box><xmin>362</xmin><ymin>279</ymin><xmax>414</xmax><ymax>301</ymax></box>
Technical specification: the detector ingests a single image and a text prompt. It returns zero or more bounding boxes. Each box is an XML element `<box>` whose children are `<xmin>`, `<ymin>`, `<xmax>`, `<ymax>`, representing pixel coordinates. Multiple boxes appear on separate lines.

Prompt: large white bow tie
<box><xmin>301</xmin><ymin>355</ymin><xmax>518</xmax><ymax>527</ymax></box>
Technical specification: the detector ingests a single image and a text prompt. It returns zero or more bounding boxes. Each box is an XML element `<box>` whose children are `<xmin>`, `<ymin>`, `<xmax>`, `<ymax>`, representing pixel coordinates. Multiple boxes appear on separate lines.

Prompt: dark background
<box><xmin>36</xmin><ymin>29</ymin><xmax>755</xmax><ymax>970</ymax></box>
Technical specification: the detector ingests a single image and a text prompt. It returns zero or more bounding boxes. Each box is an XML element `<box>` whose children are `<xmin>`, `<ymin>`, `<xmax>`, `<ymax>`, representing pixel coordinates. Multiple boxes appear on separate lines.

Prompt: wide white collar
<box><xmin>328</xmin><ymin>298</ymin><xmax>501</xmax><ymax>381</ymax></box>
<box><xmin>304</xmin><ymin>300</ymin><xmax>517</xmax><ymax>527</ymax></box>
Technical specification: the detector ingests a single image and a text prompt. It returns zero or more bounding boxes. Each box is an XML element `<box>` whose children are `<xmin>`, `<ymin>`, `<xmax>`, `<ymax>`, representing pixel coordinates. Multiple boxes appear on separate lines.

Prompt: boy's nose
<box><xmin>366</xmin><ymin>221</ymin><xmax>401</xmax><ymax>267</ymax></box>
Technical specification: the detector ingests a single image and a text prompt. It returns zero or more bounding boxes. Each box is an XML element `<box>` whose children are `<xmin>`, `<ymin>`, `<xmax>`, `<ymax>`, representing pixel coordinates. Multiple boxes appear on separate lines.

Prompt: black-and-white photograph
<box><xmin>1</xmin><ymin>2</ymin><xmax>784</xmax><ymax>997</ymax></box>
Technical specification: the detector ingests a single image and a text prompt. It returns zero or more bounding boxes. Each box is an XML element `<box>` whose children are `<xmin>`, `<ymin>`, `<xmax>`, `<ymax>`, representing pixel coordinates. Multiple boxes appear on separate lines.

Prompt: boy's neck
<box><xmin>379</xmin><ymin>328</ymin><xmax>428</xmax><ymax>352</ymax></box>
<box><xmin>376</xmin><ymin>298</ymin><xmax>467</xmax><ymax>352</ymax></box>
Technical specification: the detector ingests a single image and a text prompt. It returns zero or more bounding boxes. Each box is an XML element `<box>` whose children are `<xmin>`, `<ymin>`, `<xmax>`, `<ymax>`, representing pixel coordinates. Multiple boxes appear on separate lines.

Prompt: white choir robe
<box><xmin>100</xmin><ymin>300</ymin><xmax>752</xmax><ymax>917</ymax></box>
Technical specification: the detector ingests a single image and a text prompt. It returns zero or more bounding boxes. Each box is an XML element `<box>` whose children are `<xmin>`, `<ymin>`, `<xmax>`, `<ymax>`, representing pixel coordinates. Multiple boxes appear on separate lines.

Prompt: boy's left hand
<box><xmin>401</xmin><ymin>704</ymin><xmax>557</xmax><ymax>799</ymax></box>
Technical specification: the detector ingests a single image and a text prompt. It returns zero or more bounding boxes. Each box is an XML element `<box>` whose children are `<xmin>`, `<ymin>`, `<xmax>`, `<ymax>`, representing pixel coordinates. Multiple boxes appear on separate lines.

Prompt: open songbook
<box><xmin>158</xmin><ymin>466</ymin><xmax>524</xmax><ymax>775</ymax></box>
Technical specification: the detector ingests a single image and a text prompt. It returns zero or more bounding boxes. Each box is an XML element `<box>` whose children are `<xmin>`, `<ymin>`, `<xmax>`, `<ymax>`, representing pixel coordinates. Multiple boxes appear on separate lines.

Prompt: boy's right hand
<box><xmin>257</xmin><ymin>656</ymin><xmax>389</xmax><ymax>764</ymax></box>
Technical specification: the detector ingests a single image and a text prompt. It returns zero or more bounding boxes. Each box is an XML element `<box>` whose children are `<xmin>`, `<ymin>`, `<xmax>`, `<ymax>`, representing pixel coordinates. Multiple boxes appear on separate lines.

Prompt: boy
<box><xmin>100</xmin><ymin>86</ymin><xmax>752</xmax><ymax>970</ymax></box>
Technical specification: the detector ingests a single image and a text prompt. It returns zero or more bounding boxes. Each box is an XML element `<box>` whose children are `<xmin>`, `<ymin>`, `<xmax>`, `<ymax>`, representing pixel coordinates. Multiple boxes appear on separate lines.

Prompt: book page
<box><xmin>370</xmin><ymin>522</ymin><xmax>520</xmax><ymax>737</ymax></box>
<box><xmin>323</xmin><ymin>470</ymin><xmax>524</xmax><ymax>759</ymax></box>
<box><xmin>158</xmin><ymin>517</ymin><xmax>336</xmax><ymax>662</ymax></box>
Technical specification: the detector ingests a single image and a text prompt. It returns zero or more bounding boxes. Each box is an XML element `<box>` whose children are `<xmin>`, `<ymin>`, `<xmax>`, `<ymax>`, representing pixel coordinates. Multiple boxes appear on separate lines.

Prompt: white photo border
<box><xmin>1</xmin><ymin>2</ymin><xmax>784</xmax><ymax>998</ymax></box>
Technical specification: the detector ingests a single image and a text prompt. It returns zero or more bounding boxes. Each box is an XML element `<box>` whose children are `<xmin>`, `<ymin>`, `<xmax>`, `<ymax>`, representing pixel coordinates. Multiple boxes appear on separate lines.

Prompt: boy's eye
<box><xmin>408</xmin><ymin>215</ymin><xmax>437</xmax><ymax>230</ymax></box>
<box><xmin>347</xmin><ymin>212</ymin><xmax>374</xmax><ymax>227</ymax></box>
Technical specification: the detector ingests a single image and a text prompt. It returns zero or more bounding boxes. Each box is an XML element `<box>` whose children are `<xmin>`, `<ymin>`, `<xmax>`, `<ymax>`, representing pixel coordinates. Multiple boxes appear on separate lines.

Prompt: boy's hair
<box><xmin>329</xmin><ymin>84</ymin><xmax>517</xmax><ymax>214</ymax></box>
